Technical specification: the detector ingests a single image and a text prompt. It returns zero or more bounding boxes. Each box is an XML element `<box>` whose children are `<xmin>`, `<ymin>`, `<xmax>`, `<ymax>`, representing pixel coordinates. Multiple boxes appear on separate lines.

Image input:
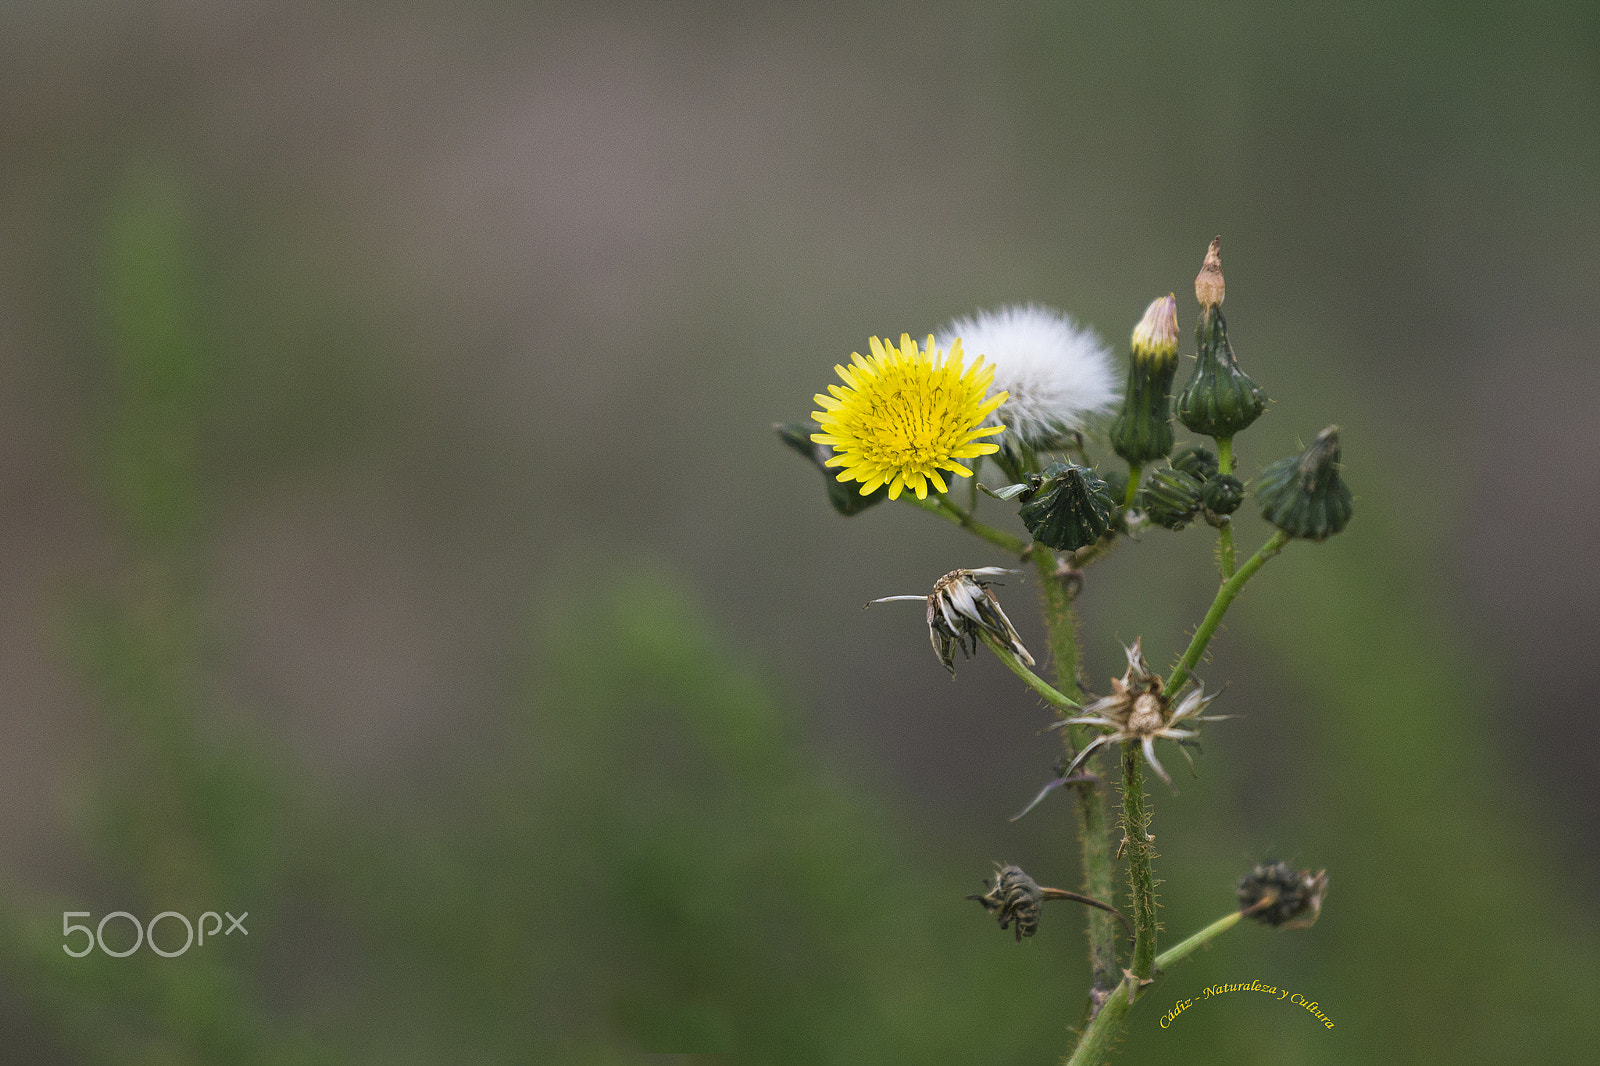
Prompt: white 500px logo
<box><xmin>62</xmin><ymin>911</ymin><xmax>248</xmax><ymax>958</ymax></box>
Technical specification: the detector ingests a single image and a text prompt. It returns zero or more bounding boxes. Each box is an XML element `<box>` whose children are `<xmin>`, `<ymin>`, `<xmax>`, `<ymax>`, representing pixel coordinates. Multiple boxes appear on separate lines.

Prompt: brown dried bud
<box><xmin>1195</xmin><ymin>236</ymin><xmax>1225</xmax><ymax>308</ymax></box>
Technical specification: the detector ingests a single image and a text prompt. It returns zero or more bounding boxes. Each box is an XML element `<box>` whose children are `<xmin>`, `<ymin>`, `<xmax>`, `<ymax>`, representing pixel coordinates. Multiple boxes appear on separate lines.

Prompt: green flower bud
<box><xmin>775</xmin><ymin>422</ymin><xmax>888</xmax><ymax>516</ymax></box>
<box><xmin>1110</xmin><ymin>295</ymin><xmax>1180</xmax><ymax>465</ymax></box>
<box><xmin>1170</xmin><ymin>445</ymin><xmax>1218</xmax><ymax>483</ymax></box>
<box><xmin>1255</xmin><ymin>426</ymin><xmax>1353</xmax><ymax>541</ymax></box>
<box><xmin>1178</xmin><ymin>306</ymin><xmax>1267</xmax><ymax>438</ymax></box>
<box><xmin>1140</xmin><ymin>467</ymin><xmax>1203</xmax><ymax>531</ymax></box>
<box><xmin>1016</xmin><ymin>461</ymin><xmax>1116</xmax><ymax>551</ymax></box>
<box><xmin>1200</xmin><ymin>473</ymin><xmax>1244</xmax><ymax>516</ymax></box>
<box><xmin>1178</xmin><ymin>239</ymin><xmax>1267</xmax><ymax>439</ymax></box>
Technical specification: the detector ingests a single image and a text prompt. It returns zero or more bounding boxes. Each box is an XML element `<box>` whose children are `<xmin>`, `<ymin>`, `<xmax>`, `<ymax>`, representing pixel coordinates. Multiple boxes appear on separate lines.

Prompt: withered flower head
<box><xmin>1238</xmin><ymin>861</ymin><xmax>1329</xmax><ymax>929</ymax></box>
<box><xmin>1050</xmin><ymin>638</ymin><xmax>1229</xmax><ymax>787</ymax></box>
<box><xmin>868</xmin><ymin>568</ymin><xmax>1033</xmax><ymax>676</ymax></box>
<box><xmin>968</xmin><ymin>864</ymin><xmax>1044</xmax><ymax>942</ymax></box>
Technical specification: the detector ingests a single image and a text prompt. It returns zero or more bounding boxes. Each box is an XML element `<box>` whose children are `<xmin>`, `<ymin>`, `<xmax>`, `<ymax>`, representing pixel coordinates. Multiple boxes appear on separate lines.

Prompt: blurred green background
<box><xmin>1</xmin><ymin>1</ymin><xmax>1598</xmax><ymax>1062</ymax></box>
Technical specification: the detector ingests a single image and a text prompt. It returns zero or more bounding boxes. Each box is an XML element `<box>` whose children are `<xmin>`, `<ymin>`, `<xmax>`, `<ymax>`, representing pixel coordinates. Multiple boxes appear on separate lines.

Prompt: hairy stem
<box><xmin>1215</xmin><ymin>436</ymin><xmax>1236</xmax><ymax>578</ymax></box>
<box><xmin>1032</xmin><ymin>547</ymin><xmax>1121</xmax><ymax>1012</ymax></box>
<box><xmin>979</xmin><ymin>631</ymin><xmax>1079</xmax><ymax>710</ymax></box>
<box><xmin>903</xmin><ymin>493</ymin><xmax>1030</xmax><ymax>556</ymax></box>
<box><xmin>1064</xmin><ymin>908</ymin><xmax>1250</xmax><ymax>1066</ymax></box>
<box><xmin>1165</xmin><ymin>529</ymin><xmax>1291</xmax><ymax>695</ymax></box>
<box><xmin>1120</xmin><ymin>743</ymin><xmax>1158</xmax><ymax>980</ymax></box>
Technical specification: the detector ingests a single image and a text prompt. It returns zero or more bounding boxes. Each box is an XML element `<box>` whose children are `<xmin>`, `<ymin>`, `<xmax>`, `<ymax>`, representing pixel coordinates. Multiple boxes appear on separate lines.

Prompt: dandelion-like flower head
<box><xmin>936</xmin><ymin>305</ymin><xmax>1118</xmax><ymax>450</ymax></box>
<box><xmin>811</xmin><ymin>334</ymin><xmax>1006</xmax><ymax>501</ymax></box>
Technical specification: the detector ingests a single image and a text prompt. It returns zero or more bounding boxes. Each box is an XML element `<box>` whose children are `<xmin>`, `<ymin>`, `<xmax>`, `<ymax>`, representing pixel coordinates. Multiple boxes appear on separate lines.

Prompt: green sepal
<box><xmin>1171</xmin><ymin>445</ymin><xmax>1218</xmax><ymax>483</ymax></box>
<box><xmin>1110</xmin><ymin>355</ymin><xmax>1179</xmax><ymax>465</ymax></box>
<box><xmin>1178</xmin><ymin>307</ymin><xmax>1267</xmax><ymax>439</ymax></box>
<box><xmin>1016</xmin><ymin>461</ymin><xmax>1117</xmax><ymax>552</ymax></box>
<box><xmin>774</xmin><ymin>422</ymin><xmax>888</xmax><ymax>517</ymax></box>
<box><xmin>1254</xmin><ymin>427</ymin><xmax>1353</xmax><ymax>541</ymax></box>
<box><xmin>1200</xmin><ymin>473</ymin><xmax>1245</xmax><ymax>516</ymax></box>
<box><xmin>1140</xmin><ymin>467</ymin><xmax>1204</xmax><ymax>531</ymax></box>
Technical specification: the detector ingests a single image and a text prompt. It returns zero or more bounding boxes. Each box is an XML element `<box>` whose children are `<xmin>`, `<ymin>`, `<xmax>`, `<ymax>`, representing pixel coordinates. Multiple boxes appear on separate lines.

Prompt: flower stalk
<box><xmin>1120</xmin><ymin>743</ymin><xmax>1159</xmax><ymax>981</ymax></box>
<box><xmin>1165</xmin><ymin>529</ymin><xmax>1291</xmax><ymax>696</ymax></box>
<box><xmin>1032</xmin><ymin>545</ymin><xmax>1122</xmax><ymax>1010</ymax></box>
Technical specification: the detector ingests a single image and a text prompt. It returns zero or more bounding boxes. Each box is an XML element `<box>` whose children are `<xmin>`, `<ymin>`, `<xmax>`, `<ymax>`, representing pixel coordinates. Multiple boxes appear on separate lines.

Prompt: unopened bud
<box><xmin>1110</xmin><ymin>296</ymin><xmax>1181</xmax><ymax>465</ymax></box>
<box><xmin>1140</xmin><ymin>467</ymin><xmax>1203</xmax><ymax>531</ymax></box>
<box><xmin>1015</xmin><ymin>462</ymin><xmax>1117</xmax><ymax>552</ymax></box>
<box><xmin>1130</xmin><ymin>293</ymin><xmax>1179</xmax><ymax>363</ymax></box>
<box><xmin>1255</xmin><ymin>426</ymin><xmax>1354</xmax><ymax>541</ymax></box>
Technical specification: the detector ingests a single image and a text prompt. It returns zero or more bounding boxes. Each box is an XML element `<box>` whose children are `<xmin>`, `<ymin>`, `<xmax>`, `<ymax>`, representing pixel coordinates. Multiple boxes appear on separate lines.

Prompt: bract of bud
<box><xmin>1177</xmin><ymin>305</ymin><xmax>1267</xmax><ymax>439</ymax></box>
<box><xmin>1200</xmin><ymin>473</ymin><xmax>1245</xmax><ymax>516</ymax></box>
<box><xmin>775</xmin><ymin>422</ymin><xmax>889</xmax><ymax>516</ymax></box>
<box><xmin>1110</xmin><ymin>296</ymin><xmax>1181</xmax><ymax>465</ymax></box>
<box><xmin>1015</xmin><ymin>461</ymin><xmax>1117</xmax><ymax>552</ymax></box>
<box><xmin>1140</xmin><ymin>467</ymin><xmax>1203</xmax><ymax>531</ymax></box>
<box><xmin>1170</xmin><ymin>444</ymin><xmax>1219</xmax><ymax>483</ymax></box>
<box><xmin>1255</xmin><ymin>426</ymin><xmax>1354</xmax><ymax>541</ymax></box>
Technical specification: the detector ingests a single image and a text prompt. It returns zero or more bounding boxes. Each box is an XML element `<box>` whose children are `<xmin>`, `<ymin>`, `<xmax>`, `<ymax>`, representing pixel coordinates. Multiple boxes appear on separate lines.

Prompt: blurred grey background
<box><xmin>1</xmin><ymin>1</ymin><xmax>1598</xmax><ymax>1062</ymax></box>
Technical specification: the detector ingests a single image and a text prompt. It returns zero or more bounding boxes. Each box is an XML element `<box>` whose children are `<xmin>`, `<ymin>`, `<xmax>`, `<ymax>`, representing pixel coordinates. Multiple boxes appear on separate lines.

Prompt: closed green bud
<box><xmin>1017</xmin><ymin>461</ymin><xmax>1116</xmax><ymax>551</ymax></box>
<box><xmin>1140</xmin><ymin>466</ymin><xmax>1203</xmax><ymax>530</ymax></box>
<box><xmin>1110</xmin><ymin>294</ymin><xmax>1180</xmax><ymax>465</ymax></box>
<box><xmin>1255</xmin><ymin>426</ymin><xmax>1353</xmax><ymax>541</ymax></box>
<box><xmin>775</xmin><ymin>422</ymin><xmax>888</xmax><ymax>516</ymax></box>
<box><xmin>1200</xmin><ymin>473</ymin><xmax>1244</xmax><ymax>516</ymax></box>
<box><xmin>1170</xmin><ymin>444</ymin><xmax>1218</xmax><ymax>483</ymax></box>
<box><xmin>1178</xmin><ymin>239</ymin><xmax>1266</xmax><ymax>439</ymax></box>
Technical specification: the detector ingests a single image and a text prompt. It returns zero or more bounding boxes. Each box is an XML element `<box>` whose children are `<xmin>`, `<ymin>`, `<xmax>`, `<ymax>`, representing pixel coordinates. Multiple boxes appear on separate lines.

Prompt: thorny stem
<box><xmin>1120</xmin><ymin>743</ymin><xmax>1158</xmax><ymax>981</ymax></box>
<box><xmin>1165</xmin><ymin>529</ymin><xmax>1291</xmax><ymax>696</ymax></box>
<box><xmin>902</xmin><ymin>493</ymin><xmax>1031</xmax><ymax>556</ymax></box>
<box><xmin>1032</xmin><ymin>546</ymin><xmax>1122</xmax><ymax>1014</ymax></box>
<box><xmin>1215</xmin><ymin>436</ymin><xmax>1236</xmax><ymax>578</ymax></box>
<box><xmin>978</xmin><ymin>631</ymin><xmax>1080</xmax><ymax>711</ymax></box>
<box><xmin>1064</xmin><ymin>908</ymin><xmax>1253</xmax><ymax>1066</ymax></box>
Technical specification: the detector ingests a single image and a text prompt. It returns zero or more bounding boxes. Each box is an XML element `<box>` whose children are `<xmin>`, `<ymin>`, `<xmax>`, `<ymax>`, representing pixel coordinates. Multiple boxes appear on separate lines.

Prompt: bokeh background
<box><xmin>2</xmin><ymin>1</ymin><xmax>1598</xmax><ymax>1062</ymax></box>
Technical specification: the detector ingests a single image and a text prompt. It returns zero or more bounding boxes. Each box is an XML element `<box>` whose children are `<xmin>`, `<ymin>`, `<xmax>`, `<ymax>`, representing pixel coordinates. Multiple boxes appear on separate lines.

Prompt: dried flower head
<box><xmin>1238</xmin><ymin>861</ymin><xmax>1329</xmax><ymax>929</ymax></box>
<box><xmin>967</xmin><ymin>863</ymin><xmax>1133</xmax><ymax>943</ymax></box>
<box><xmin>869</xmin><ymin>568</ymin><xmax>1033</xmax><ymax>676</ymax></box>
<box><xmin>936</xmin><ymin>305</ymin><xmax>1118</xmax><ymax>452</ymax></box>
<box><xmin>811</xmin><ymin>334</ymin><xmax>1006</xmax><ymax>501</ymax></box>
<box><xmin>968</xmin><ymin>864</ymin><xmax>1045</xmax><ymax>942</ymax></box>
<box><xmin>1051</xmin><ymin>639</ymin><xmax>1228</xmax><ymax>787</ymax></box>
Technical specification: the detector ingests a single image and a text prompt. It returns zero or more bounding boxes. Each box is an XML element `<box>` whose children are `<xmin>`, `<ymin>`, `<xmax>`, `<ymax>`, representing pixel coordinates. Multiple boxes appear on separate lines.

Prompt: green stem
<box><xmin>1154</xmin><ymin>909</ymin><xmax>1242</xmax><ymax>971</ymax></box>
<box><xmin>1215</xmin><ymin>436</ymin><xmax>1236</xmax><ymax>578</ymax></box>
<box><xmin>1032</xmin><ymin>547</ymin><xmax>1121</xmax><ymax>1013</ymax></box>
<box><xmin>1123</xmin><ymin>463</ymin><xmax>1142</xmax><ymax>510</ymax></box>
<box><xmin>1065</xmin><ymin>909</ymin><xmax>1250</xmax><ymax>1066</ymax></box>
<box><xmin>1120</xmin><ymin>743</ymin><xmax>1158</xmax><ymax>980</ymax></box>
<box><xmin>901</xmin><ymin>493</ymin><xmax>1030</xmax><ymax>556</ymax></box>
<box><xmin>978</xmin><ymin>631</ymin><xmax>1079</xmax><ymax>710</ymax></box>
<box><xmin>1165</xmin><ymin>529</ymin><xmax>1291</xmax><ymax>696</ymax></box>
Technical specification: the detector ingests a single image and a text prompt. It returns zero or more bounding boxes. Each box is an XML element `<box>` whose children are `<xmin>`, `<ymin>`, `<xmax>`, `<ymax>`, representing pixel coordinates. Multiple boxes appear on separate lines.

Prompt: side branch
<box><xmin>1165</xmin><ymin>529</ymin><xmax>1290</xmax><ymax>695</ymax></box>
<box><xmin>902</xmin><ymin>493</ymin><xmax>1031</xmax><ymax>555</ymax></box>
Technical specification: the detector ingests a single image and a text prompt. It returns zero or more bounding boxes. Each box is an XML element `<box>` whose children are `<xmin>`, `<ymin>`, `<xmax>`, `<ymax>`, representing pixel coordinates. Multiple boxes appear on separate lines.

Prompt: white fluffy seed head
<box><xmin>936</xmin><ymin>304</ymin><xmax>1119</xmax><ymax>450</ymax></box>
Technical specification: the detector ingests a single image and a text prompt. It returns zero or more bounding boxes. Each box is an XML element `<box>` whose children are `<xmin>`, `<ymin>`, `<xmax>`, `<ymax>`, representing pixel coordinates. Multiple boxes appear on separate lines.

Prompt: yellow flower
<box><xmin>810</xmin><ymin>334</ymin><xmax>1007</xmax><ymax>501</ymax></box>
